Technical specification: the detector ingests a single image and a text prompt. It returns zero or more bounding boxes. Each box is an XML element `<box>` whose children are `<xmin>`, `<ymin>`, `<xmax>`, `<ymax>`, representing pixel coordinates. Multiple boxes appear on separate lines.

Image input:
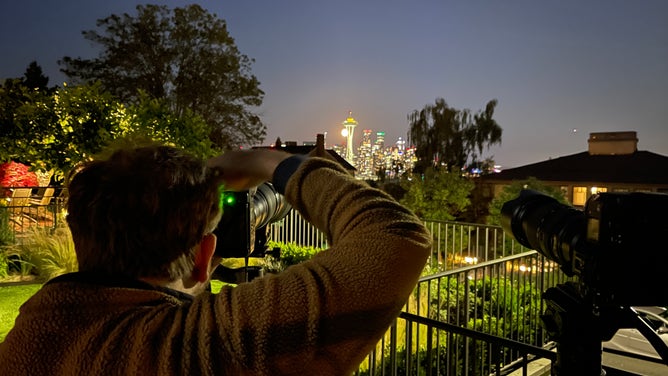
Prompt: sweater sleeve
<box><xmin>202</xmin><ymin>157</ymin><xmax>431</xmax><ymax>375</ymax></box>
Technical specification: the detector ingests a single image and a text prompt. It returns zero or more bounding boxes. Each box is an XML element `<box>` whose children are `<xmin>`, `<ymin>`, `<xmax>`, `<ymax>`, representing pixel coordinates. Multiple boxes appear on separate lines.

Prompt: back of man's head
<box><xmin>66</xmin><ymin>145</ymin><xmax>222</xmax><ymax>280</ymax></box>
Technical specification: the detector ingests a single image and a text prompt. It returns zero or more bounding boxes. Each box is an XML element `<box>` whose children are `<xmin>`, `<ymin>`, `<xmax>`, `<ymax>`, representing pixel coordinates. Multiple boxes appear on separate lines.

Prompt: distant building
<box><xmin>357</xmin><ymin>129</ymin><xmax>375</xmax><ymax>180</ymax></box>
<box><xmin>480</xmin><ymin>131</ymin><xmax>668</xmax><ymax>207</ymax></box>
<box><xmin>254</xmin><ymin>134</ymin><xmax>356</xmax><ymax>174</ymax></box>
<box><xmin>375</xmin><ymin>132</ymin><xmax>385</xmax><ymax>150</ymax></box>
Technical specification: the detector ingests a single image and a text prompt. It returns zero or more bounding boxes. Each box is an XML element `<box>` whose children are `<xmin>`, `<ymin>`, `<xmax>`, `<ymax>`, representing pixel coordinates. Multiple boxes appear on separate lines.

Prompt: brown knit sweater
<box><xmin>0</xmin><ymin>157</ymin><xmax>431</xmax><ymax>375</ymax></box>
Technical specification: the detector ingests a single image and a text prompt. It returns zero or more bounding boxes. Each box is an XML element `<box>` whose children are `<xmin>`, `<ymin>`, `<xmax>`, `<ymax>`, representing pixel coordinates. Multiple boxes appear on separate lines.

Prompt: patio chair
<box><xmin>7</xmin><ymin>188</ymin><xmax>33</xmax><ymax>226</ymax></box>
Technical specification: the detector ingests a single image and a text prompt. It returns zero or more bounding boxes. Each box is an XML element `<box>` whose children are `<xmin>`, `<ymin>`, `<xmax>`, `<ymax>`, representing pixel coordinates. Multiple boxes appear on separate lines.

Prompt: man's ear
<box><xmin>192</xmin><ymin>233</ymin><xmax>217</xmax><ymax>283</ymax></box>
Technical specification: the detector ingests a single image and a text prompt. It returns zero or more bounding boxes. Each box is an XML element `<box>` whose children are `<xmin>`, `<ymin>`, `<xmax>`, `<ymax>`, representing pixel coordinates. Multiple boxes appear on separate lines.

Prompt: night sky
<box><xmin>1</xmin><ymin>1</ymin><xmax>666</xmax><ymax>168</ymax></box>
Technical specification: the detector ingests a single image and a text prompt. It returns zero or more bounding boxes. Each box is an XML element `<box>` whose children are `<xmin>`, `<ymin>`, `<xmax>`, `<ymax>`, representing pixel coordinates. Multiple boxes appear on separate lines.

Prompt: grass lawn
<box><xmin>0</xmin><ymin>283</ymin><xmax>41</xmax><ymax>342</ymax></box>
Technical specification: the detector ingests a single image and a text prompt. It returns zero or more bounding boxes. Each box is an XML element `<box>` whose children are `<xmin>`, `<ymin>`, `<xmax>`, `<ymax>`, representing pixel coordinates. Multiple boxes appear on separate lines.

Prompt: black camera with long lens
<box><xmin>212</xmin><ymin>182</ymin><xmax>291</xmax><ymax>283</ymax></box>
<box><xmin>502</xmin><ymin>190</ymin><xmax>668</xmax><ymax>373</ymax></box>
<box><xmin>501</xmin><ymin>189</ymin><xmax>668</xmax><ymax>306</ymax></box>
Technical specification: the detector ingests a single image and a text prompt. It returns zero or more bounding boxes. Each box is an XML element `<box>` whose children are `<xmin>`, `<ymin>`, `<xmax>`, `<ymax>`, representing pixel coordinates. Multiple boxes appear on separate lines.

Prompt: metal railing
<box><xmin>352</xmin><ymin>251</ymin><xmax>570</xmax><ymax>375</ymax></box>
<box><xmin>269</xmin><ymin>216</ymin><xmax>529</xmax><ymax>272</ymax></box>
<box><xmin>356</xmin><ymin>309</ymin><xmax>557</xmax><ymax>376</ymax></box>
<box><xmin>424</xmin><ymin>220</ymin><xmax>528</xmax><ymax>272</ymax></box>
<box><xmin>268</xmin><ymin>208</ymin><xmax>329</xmax><ymax>249</ymax></box>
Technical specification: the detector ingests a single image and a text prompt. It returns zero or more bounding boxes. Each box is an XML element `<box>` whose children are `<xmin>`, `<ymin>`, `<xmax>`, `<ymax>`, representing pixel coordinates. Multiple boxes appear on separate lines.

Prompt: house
<box><xmin>480</xmin><ymin>131</ymin><xmax>668</xmax><ymax>207</ymax></box>
<box><xmin>253</xmin><ymin>134</ymin><xmax>356</xmax><ymax>175</ymax></box>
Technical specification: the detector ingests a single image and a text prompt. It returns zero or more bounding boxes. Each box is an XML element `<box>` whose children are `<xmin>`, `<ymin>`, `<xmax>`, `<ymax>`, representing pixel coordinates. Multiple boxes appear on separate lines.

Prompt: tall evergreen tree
<box><xmin>22</xmin><ymin>61</ymin><xmax>51</xmax><ymax>92</ymax></box>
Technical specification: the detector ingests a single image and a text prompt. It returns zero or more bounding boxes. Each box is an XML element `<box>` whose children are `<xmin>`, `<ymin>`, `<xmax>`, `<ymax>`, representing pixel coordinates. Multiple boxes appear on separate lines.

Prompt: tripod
<box><xmin>541</xmin><ymin>282</ymin><xmax>668</xmax><ymax>375</ymax></box>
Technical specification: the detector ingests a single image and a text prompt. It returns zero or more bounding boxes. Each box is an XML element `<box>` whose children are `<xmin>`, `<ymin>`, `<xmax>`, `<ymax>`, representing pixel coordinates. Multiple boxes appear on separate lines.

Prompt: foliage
<box><xmin>264</xmin><ymin>241</ymin><xmax>323</xmax><ymax>272</ymax></box>
<box><xmin>408</xmin><ymin>98</ymin><xmax>502</xmax><ymax>173</ymax></box>
<box><xmin>0</xmin><ymin>78</ymin><xmax>222</xmax><ymax>178</ymax></box>
<box><xmin>0</xmin><ymin>81</ymin><xmax>124</xmax><ymax>178</ymax></box>
<box><xmin>0</xmin><ymin>62</ymin><xmax>56</xmax><ymax>171</ymax></box>
<box><xmin>0</xmin><ymin>284</ymin><xmax>41</xmax><ymax>343</ymax></box>
<box><xmin>4</xmin><ymin>226</ymin><xmax>78</xmax><ymax>281</ymax></box>
<box><xmin>122</xmin><ymin>92</ymin><xmax>218</xmax><ymax>159</ymax></box>
<box><xmin>59</xmin><ymin>4</ymin><xmax>265</xmax><ymax>149</ymax></box>
<box><xmin>0</xmin><ymin>251</ymin><xmax>8</xmax><ymax>279</ymax></box>
<box><xmin>400</xmin><ymin>168</ymin><xmax>474</xmax><ymax>221</ymax></box>
<box><xmin>0</xmin><ymin>162</ymin><xmax>38</xmax><ymax>188</ymax></box>
<box><xmin>0</xmin><ymin>207</ymin><xmax>14</xmax><ymax>249</ymax></box>
<box><xmin>0</xmin><ymin>79</ymin><xmax>49</xmax><ymax>167</ymax></box>
<box><xmin>486</xmin><ymin>177</ymin><xmax>568</xmax><ymax>226</ymax></box>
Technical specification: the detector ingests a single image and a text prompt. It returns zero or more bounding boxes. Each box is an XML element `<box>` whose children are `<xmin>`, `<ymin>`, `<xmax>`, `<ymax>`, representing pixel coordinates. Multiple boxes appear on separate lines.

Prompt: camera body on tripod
<box><xmin>502</xmin><ymin>189</ymin><xmax>668</xmax><ymax>307</ymax></box>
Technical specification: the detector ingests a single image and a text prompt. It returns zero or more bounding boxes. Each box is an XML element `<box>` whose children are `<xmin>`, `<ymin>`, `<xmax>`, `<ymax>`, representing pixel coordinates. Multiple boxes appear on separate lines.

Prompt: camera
<box><xmin>501</xmin><ymin>189</ymin><xmax>668</xmax><ymax>307</ymax></box>
<box><xmin>213</xmin><ymin>182</ymin><xmax>291</xmax><ymax>259</ymax></box>
<box><xmin>501</xmin><ymin>189</ymin><xmax>668</xmax><ymax>373</ymax></box>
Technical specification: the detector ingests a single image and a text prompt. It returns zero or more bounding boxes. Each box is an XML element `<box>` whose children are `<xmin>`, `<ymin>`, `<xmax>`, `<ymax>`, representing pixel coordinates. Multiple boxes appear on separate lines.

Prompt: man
<box><xmin>0</xmin><ymin>145</ymin><xmax>431</xmax><ymax>375</ymax></box>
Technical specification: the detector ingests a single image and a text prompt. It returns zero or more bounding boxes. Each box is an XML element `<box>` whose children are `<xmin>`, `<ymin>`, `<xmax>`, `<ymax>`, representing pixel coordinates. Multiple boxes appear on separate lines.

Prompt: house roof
<box><xmin>252</xmin><ymin>145</ymin><xmax>356</xmax><ymax>172</ymax></box>
<box><xmin>483</xmin><ymin>151</ymin><xmax>668</xmax><ymax>185</ymax></box>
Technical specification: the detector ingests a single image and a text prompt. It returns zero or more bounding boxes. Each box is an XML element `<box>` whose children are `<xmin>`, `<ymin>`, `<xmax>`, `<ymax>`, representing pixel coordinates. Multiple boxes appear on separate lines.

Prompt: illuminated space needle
<box><xmin>341</xmin><ymin>111</ymin><xmax>358</xmax><ymax>163</ymax></box>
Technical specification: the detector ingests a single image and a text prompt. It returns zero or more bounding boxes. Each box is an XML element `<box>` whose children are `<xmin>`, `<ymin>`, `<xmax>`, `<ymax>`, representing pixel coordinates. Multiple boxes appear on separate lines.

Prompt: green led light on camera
<box><xmin>218</xmin><ymin>185</ymin><xmax>236</xmax><ymax>210</ymax></box>
<box><xmin>223</xmin><ymin>194</ymin><xmax>236</xmax><ymax>206</ymax></box>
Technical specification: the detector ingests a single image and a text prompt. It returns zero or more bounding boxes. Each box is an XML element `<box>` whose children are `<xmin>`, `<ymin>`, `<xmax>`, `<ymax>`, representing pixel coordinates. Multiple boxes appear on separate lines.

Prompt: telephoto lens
<box><xmin>252</xmin><ymin>182</ymin><xmax>292</xmax><ymax>230</ymax></box>
<box><xmin>501</xmin><ymin>190</ymin><xmax>587</xmax><ymax>276</ymax></box>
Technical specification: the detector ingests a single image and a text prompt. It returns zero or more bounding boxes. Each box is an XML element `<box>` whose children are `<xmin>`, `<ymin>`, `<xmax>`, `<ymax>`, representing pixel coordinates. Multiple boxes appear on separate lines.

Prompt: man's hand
<box><xmin>207</xmin><ymin>149</ymin><xmax>293</xmax><ymax>191</ymax></box>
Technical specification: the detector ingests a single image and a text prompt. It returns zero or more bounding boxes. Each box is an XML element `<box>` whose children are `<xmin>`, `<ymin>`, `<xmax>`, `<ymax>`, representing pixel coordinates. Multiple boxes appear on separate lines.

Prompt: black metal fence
<box><xmin>351</xmin><ymin>251</ymin><xmax>569</xmax><ymax>375</ymax></box>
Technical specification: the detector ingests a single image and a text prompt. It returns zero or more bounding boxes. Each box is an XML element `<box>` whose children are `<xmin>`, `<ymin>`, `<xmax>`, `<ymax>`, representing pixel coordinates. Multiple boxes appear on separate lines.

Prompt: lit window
<box><xmin>573</xmin><ymin>187</ymin><xmax>587</xmax><ymax>206</ymax></box>
<box><xmin>590</xmin><ymin>186</ymin><xmax>607</xmax><ymax>195</ymax></box>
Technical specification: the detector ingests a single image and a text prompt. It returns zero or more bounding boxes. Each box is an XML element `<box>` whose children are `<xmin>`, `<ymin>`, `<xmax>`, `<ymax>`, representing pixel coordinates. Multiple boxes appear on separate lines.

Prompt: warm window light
<box><xmin>464</xmin><ymin>256</ymin><xmax>478</xmax><ymax>264</ymax></box>
<box><xmin>591</xmin><ymin>187</ymin><xmax>608</xmax><ymax>195</ymax></box>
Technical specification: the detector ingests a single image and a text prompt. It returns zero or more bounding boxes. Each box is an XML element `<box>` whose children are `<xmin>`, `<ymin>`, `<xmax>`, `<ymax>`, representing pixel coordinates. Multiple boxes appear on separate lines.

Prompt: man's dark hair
<box><xmin>66</xmin><ymin>145</ymin><xmax>222</xmax><ymax>279</ymax></box>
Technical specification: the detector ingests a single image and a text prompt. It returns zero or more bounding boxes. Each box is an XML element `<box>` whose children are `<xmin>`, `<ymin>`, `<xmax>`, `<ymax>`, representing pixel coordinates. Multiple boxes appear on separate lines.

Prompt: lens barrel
<box><xmin>501</xmin><ymin>190</ymin><xmax>587</xmax><ymax>276</ymax></box>
<box><xmin>252</xmin><ymin>183</ymin><xmax>292</xmax><ymax>230</ymax></box>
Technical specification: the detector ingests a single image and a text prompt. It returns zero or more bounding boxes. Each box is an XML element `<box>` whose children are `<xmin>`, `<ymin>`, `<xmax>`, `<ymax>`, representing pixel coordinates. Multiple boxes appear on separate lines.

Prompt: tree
<box><xmin>408</xmin><ymin>98</ymin><xmax>502</xmax><ymax>173</ymax></box>
<box><xmin>486</xmin><ymin>177</ymin><xmax>568</xmax><ymax>226</ymax></box>
<box><xmin>0</xmin><ymin>62</ymin><xmax>55</xmax><ymax>166</ymax></box>
<box><xmin>0</xmin><ymin>81</ymin><xmax>219</xmax><ymax>179</ymax></box>
<box><xmin>12</xmin><ymin>82</ymin><xmax>125</xmax><ymax>177</ymax></box>
<box><xmin>118</xmin><ymin>92</ymin><xmax>215</xmax><ymax>159</ymax></box>
<box><xmin>400</xmin><ymin>168</ymin><xmax>474</xmax><ymax>221</ymax></box>
<box><xmin>22</xmin><ymin>61</ymin><xmax>52</xmax><ymax>93</ymax></box>
<box><xmin>59</xmin><ymin>4</ymin><xmax>265</xmax><ymax>150</ymax></box>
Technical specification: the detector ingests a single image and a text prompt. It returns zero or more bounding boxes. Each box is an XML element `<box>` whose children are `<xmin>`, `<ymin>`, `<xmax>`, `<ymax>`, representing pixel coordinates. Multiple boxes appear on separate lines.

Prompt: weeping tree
<box><xmin>408</xmin><ymin>98</ymin><xmax>502</xmax><ymax>173</ymax></box>
<box><xmin>59</xmin><ymin>4</ymin><xmax>265</xmax><ymax>150</ymax></box>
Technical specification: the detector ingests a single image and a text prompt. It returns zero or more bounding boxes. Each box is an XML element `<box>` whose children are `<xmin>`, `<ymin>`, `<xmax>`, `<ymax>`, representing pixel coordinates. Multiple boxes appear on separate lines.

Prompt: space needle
<box><xmin>341</xmin><ymin>111</ymin><xmax>358</xmax><ymax>164</ymax></box>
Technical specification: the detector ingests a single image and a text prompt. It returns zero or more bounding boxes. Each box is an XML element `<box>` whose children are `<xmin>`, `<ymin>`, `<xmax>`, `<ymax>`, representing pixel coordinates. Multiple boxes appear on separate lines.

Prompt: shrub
<box><xmin>0</xmin><ymin>161</ymin><xmax>38</xmax><ymax>190</ymax></box>
<box><xmin>264</xmin><ymin>241</ymin><xmax>323</xmax><ymax>272</ymax></box>
<box><xmin>5</xmin><ymin>226</ymin><xmax>77</xmax><ymax>281</ymax></box>
<box><xmin>0</xmin><ymin>207</ymin><xmax>13</xmax><ymax>248</ymax></box>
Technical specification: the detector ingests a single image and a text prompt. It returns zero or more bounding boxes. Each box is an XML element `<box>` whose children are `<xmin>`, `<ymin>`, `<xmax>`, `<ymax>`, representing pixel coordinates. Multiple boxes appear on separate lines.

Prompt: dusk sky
<box><xmin>1</xmin><ymin>1</ymin><xmax>666</xmax><ymax>168</ymax></box>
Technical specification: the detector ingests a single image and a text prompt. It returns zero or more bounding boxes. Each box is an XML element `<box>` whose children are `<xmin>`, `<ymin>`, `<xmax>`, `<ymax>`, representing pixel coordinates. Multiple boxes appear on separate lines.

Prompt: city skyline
<box><xmin>1</xmin><ymin>1</ymin><xmax>666</xmax><ymax>168</ymax></box>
